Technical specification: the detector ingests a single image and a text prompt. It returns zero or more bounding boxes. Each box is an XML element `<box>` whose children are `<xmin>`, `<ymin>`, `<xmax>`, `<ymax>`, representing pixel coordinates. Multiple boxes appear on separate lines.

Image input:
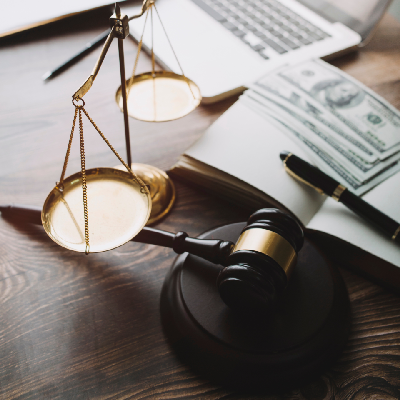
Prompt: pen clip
<box><xmin>283</xmin><ymin>154</ymin><xmax>325</xmax><ymax>196</ymax></box>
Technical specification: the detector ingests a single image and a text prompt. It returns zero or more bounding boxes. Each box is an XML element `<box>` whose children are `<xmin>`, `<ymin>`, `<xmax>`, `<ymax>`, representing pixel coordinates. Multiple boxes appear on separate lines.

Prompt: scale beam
<box><xmin>72</xmin><ymin>2</ymin><xmax>133</xmax><ymax>166</ymax></box>
<box><xmin>73</xmin><ymin>0</ymin><xmax>150</xmax><ymax>101</ymax></box>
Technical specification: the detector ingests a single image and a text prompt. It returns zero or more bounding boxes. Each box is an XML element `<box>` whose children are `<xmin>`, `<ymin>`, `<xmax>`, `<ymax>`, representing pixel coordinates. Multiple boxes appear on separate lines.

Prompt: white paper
<box><xmin>307</xmin><ymin>172</ymin><xmax>400</xmax><ymax>268</ymax></box>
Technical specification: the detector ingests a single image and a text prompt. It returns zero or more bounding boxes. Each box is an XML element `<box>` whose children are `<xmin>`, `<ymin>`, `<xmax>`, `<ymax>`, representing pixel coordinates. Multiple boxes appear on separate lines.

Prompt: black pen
<box><xmin>42</xmin><ymin>28</ymin><xmax>111</xmax><ymax>81</ymax></box>
<box><xmin>280</xmin><ymin>151</ymin><xmax>400</xmax><ymax>244</ymax></box>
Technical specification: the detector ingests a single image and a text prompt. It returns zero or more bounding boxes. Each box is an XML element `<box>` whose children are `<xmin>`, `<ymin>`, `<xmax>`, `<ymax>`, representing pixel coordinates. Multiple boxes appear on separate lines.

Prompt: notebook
<box><xmin>0</xmin><ymin>0</ymin><xmax>117</xmax><ymax>38</ymax></box>
<box><xmin>170</xmin><ymin>98</ymin><xmax>400</xmax><ymax>291</ymax></box>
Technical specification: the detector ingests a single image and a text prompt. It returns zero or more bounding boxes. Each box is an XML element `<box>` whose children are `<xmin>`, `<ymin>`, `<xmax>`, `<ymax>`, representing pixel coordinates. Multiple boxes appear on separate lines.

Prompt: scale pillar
<box><xmin>112</xmin><ymin>3</ymin><xmax>132</xmax><ymax>166</ymax></box>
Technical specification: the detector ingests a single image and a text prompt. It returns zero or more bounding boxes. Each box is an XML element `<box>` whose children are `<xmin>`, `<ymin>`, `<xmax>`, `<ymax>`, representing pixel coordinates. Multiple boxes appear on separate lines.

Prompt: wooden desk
<box><xmin>1</xmin><ymin>8</ymin><xmax>400</xmax><ymax>399</ymax></box>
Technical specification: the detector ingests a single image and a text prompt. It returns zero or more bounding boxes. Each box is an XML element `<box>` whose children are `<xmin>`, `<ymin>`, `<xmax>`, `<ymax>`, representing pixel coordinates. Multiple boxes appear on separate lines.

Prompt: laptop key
<box><xmin>222</xmin><ymin>20</ymin><xmax>239</xmax><ymax>31</ymax></box>
<box><xmin>262</xmin><ymin>38</ymin><xmax>287</xmax><ymax>54</ymax></box>
<box><xmin>279</xmin><ymin>37</ymin><xmax>300</xmax><ymax>49</ymax></box>
<box><xmin>315</xmin><ymin>30</ymin><xmax>331</xmax><ymax>39</ymax></box>
<box><xmin>282</xmin><ymin>24</ymin><xmax>295</xmax><ymax>33</ymax></box>
<box><xmin>297</xmin><ymin>37</ymin><xmax>312</xmax><ymax>45</ymax></box>
<box><xmin>261</xmin><ymin>21</ymin><xmax>273</xmax><ymax>30</ymax></box>
<box><xmin>251</xmin><ymin>44</ymin><xmax>265</xmax><ymax>51</ymax></box>
<box><xmin>218</xmin><ymin>4</ymin><xmax>230</xmax><ymax>13</ymax></box>
<box><xmin>194</xmin><ymin>0</ymin><xmax>226</xmax><ymax>22</ymax></box>
<box><xmin>225</xmin><ymin>9</ymin><xmax>239</xmax><ymax>17</ymax></box>
<box><xmin>306</xmin><ymin>30</ymin><xmax>326</xmax><ymax>41</ymax></box>
<box><xmin>233</xmin><ymin>29</ymin><xmax>246</xmax><ymax>38</ymax></box>
<box><xmin>234</xmin><ymin>16</ymin><xmax>248</xmax><ymax>25</ymax></box>
<box><xmin>254</xmin><ymin>30</ymin><xmax>266</xmax><ymax>38</ymax></box>
<box><xmin>246</xmin><ymin>24</ymin><xmax>259</xmax><ymax>32</ymax></box>
<box><xmin>291</xmin><ymin>31</ymin><xmax>304</xmax><ymax>39</ymax></box>
<box><xmin>243</xmin><ymin>9</ymin><xmax>254</xmax><ymax>16</ymax></box>
<box><xmin>270</xmin><ymin>28</ymin><xmax>283</xmax><ymax>37</ymax></box>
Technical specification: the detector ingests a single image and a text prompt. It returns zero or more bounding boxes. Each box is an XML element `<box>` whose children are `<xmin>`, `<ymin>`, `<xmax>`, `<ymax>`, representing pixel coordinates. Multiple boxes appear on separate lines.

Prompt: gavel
<box><xmin>0</xmin><ymin>205</ymin><xmax>303</xmax><ymax>313</ymax></box>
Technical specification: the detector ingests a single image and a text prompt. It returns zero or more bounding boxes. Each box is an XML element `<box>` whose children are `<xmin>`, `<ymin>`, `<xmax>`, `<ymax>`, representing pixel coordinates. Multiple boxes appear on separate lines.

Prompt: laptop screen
<box><xmin>297</xmin><ymin>0</ymin><xmax>392</xmax><ymax>42</ymax></box>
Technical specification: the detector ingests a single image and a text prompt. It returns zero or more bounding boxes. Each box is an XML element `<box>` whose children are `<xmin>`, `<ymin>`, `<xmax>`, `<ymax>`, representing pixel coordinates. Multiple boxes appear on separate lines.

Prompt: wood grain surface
<box><xmin>0</xmin><ymin>7</ymin><xmax>400</xmax><ymax>399</ymax></box>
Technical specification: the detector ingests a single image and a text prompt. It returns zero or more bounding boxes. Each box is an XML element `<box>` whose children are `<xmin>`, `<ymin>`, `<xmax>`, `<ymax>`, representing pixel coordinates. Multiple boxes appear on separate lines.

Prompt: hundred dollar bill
<box><xmin>247</xmin><ymin>88</ymin><xmax>400</xmax><ymax>181</ymax></box>
<box><xmin>241</xmin><ymin>92</ymin><xmax>400</xmax><ymax>194</ymax></box>
<box><xmin>244</xmin><ymin>91</ymin><xmax>400</xmax><ymax>185</ymax></box>
<box><xmin>241</xmin><ymin>93</ymin><xmax>363</xmax><ymax>190</ymax></box>
<box><xmin>277</xmin><ymin>59</ymin><xmax>400</xmax><ymax>156</ymax></box>
<box><xmin>250</xmin><ymin>74</ymin><xmax>377</xmax><ymax>159</ymax></box>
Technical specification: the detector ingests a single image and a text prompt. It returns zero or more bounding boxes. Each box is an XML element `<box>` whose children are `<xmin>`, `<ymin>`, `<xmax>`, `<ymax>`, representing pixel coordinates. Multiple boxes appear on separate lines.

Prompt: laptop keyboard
<box><xmin>190</xmin><ymin>0</ymin><xmax>331</xmax><ymax>59</ymax></box>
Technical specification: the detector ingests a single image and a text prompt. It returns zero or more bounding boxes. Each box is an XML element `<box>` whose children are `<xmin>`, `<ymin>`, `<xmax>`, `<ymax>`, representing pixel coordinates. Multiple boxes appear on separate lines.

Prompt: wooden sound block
<box><xmin>160</xmin><ymin>222</ymin><xmax>351</xmax><ymax>390</ymax></box>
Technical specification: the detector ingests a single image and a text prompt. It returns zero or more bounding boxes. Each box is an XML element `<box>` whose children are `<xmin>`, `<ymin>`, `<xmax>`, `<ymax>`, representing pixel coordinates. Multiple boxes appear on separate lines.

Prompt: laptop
<box><xmin>125</xmin><ymin>0</ymin><xmax>392</xmax><ymax>103</ymax></box>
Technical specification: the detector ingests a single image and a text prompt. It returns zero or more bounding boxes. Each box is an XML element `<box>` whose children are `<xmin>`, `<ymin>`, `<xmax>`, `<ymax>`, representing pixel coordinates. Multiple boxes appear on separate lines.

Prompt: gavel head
<box><xmin>217</xmin><ymin>208</ymin><xmax>304</xmax><ymax>314</ymax></box>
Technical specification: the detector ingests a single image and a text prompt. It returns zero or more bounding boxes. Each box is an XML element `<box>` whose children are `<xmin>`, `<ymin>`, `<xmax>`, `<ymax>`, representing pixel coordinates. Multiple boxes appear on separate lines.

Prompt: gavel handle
<box><xmin>0</xmin><ymin>205</ymin><xmax>233</xmax><ymax>265</ymax></box>
<box><xmin>0</xmin><ymin>204</ymin><xmax>43</xmax><ymax>225</ymax></box>
<box><xmin>133</xmin><ymin>227</ymin><xmax>233</xmax><ymax>265</ymax></box>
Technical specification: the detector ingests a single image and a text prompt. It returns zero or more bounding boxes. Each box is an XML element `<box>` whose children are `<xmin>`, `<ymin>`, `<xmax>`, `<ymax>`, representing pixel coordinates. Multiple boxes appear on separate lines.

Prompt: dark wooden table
<box><xmin>1</xmin><ymin>7</ymin><xmax>400</xmax><ymax>399</ymax></box>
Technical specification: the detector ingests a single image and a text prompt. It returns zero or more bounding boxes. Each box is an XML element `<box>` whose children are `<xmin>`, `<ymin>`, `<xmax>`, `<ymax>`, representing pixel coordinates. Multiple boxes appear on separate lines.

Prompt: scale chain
<box><xmin>80</xmin><ymin>107</ymin><xmax>148</xmax><ymax>191</ymax></box>
<box><xmin>78</xmin><ymin>107</ymin><xmax>90</xmax><ymax>255</ymax></box>
<box><xmin>58</xmin><ymin>106</ymin><xmax>79</xmax><ymax>188</ymax></box>
<box><xmin>128</xmin><ymin>3</ymin><xmax>196</xmax><ymax>101</ymax></box>
<box><xmin>128</xmin><ymin>7</ymin><xmax>150</xmax><ymax>94</ymax></box>
<box><xmin>58</xmin><ymin>100</ymin><xmax>149</xmax><ymax>255</ymax></box>
<box><xmin>151</xmin><ymin>6</ymin><xmax>155</xmax><ymax>77</ymax></box>
<box><xmin>153</xmin><ymin>4</ymin><xmax>196</xmax><ymax>100</ymax></box>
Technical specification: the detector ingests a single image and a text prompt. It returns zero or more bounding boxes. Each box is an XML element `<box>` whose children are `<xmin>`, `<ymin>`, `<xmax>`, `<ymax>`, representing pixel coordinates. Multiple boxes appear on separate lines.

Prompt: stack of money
<box><xmin>243</xmin><ymin>59</ymin><xmax>400</xmax><ymax>195</ymax></box>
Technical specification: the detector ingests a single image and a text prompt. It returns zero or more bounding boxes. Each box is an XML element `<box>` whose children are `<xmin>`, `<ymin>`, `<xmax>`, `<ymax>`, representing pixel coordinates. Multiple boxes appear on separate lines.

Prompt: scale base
<box><xmin>116</xmin><ymin>163</ymin><xmax>175</xmax><ymax>225</ymax></box>
<box><xmin>160</xmin><ymin>222</ymin><xmax>351</xmax><ymax>391</ymax></box>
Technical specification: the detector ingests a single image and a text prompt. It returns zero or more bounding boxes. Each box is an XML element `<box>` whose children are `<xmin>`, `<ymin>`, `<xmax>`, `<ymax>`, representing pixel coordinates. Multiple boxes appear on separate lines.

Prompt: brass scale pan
<box><xmin>42</xmin><ymin>168</ymin><xmax>151</xmax><ymax>253</ymax></box>
<box><xmin>116</xmin><ymin>71</ymin><xmax>201</xmax><ymax>122</ymax></box>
